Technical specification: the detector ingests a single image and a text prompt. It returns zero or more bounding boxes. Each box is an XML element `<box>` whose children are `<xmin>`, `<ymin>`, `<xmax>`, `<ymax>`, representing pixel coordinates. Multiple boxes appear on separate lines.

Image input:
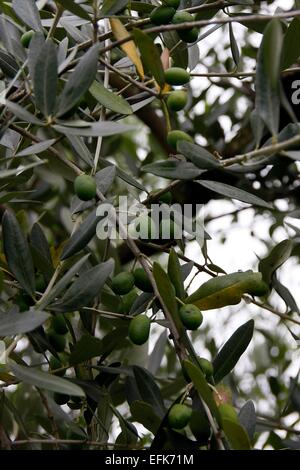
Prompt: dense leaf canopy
<box><xmin>0</xmin><ymin>0</ymin><xmax>300</xmax><ymax>451</ymax></box>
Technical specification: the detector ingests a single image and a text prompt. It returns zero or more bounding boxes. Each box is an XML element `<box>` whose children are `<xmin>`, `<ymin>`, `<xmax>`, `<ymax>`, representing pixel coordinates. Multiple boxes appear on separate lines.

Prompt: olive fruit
<box><xmin>74</xmin><ymin>174</ymin><xmax>97</xmax><ymax>201</ymax></box>
<box><xmin>111</xmin><ymin>272</ymin><xmax>135</xmax><ymax>295</ymax></box>
<box><xmin>163</xmin><ymin>0</ymin><xmax>180</xmax><ymax>8</ymax></box>
<box><xmin>172</xmin><ymin>10</ymin><xmax>194</xmax><ymax>27</ymax></box>
<box><xmin>47</xmin><ymin>331</ymin><xmax>66</xmax><ymax>353</ymax></box>
<box><xmin>172</xmin><ymin>11</ymin><xmax>198</xmax><ymax>43</ymax></box>
<box><xmin>218</xmin><ymin>403</ymin><xmax>238</xmax><ymax>425</ymax></box>
<box><xmin>167</xmin><ymin>130</ymin><xmax>193</xmax><ymax>150</ymax></box>
<box><xmin>150</xmin><ymin>6</ymin><xmax>176</xmax><ymax>25</ymax></box>
<box><xmin>168</xmin><ymin>404</ymin><xmax>192</xmax><ymax>429</ymax></box>
<box><xmin>179</xmin><ymin>304</ymin><xmax>203</xmax><ymax>330</ymax></box>
<box><xmin>128</xmin><ymin>314</ymin><xmax>151</xmax><ymax>345</ymax></box>
<box><xmin>178</xmin><ymin>27</ymin><xmax>198</xmax><ymax>43</ymax></box>
<box><xmin>49</xmin><ymin>355</ymin><xmax>65</xmax><ymax>377</ymax></box>
<box><xmin>53</xmin><ymin>392</ymin><xmax>69</xmax><ymax>405</ymax></box>
<box><xmin>164</xmin><ymin>67</ymin><xmax>190</xmax><ymax>86</ymax></box>
<box><xmin>133</xmin><ymin>268</ymin><xmax>153</xmax><ymax>293</ymax></box>
<box><xmin>198</xmin><ymin>357</ymin><xmax>213</xmax><ymax>377</ymax></box>
<box><xmin>21</xmin><ymin>30</ymin><xmax>35</xmax><ymax>48</ymax></box>
<box><xmin>51</xmin><ymin>314</ymin><xmax>68</xmax><ymax>335</ymax></box>
<box><xmin>158</xmin><ymin>191</ymin><xmax>173</xmax><ymax>204</ymax></box>
<box><xmin>167</xmin><ymin>90</ymin><xmax>188</xmax><ymax>111</ymax></box>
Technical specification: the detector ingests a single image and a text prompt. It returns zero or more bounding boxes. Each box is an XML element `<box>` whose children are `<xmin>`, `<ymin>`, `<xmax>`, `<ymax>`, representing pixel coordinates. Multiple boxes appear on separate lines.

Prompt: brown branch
<box><xmin>100</xmin><ymin>9</ymin><xmax>300</xmax><ymax>55</ymax></box>
<box><xmin>99</xmin><ymin>57</ymin><xmax>158</xmax><ymax>97</ymax></box>
<box><xmin>10</xmin><ymin>438</ymin><xmax>143</xmax><ymax>449</ymax></box>
<box><xmin>223</xmin><ymin>132</ymin><xmax>300</xmax><ymax>166</ymax></box>
<box><xmin>248</xmin><ymin>297</ymin><xmax>300</xmax><ymax>327</ymax></box>
<box><xmin>68</xmin><ymin>0</ymin><xmax>228</xmax><ymax>54</ymax></box>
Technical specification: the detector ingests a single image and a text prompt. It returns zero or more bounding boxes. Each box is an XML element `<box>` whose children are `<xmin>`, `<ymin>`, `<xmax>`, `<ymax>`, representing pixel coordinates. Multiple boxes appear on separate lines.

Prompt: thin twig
<box><xmin>201</xmin><ymin>400</ymin><xmax>225</xmax><ymax>450</ymax></box>
<box><xmin>82</xmin><ymin>306</ymin><xmax>132</xmax><ymax>320</ymax></box>
<box><xmin>223</xmin><ymin>133</ymin><xmax>300</xmax><ymax>166</ymax></box>
<box><xmin>93</xmin><ymin>18</ymin><xmax>110</xmax><ymax>174</ymax></box>
<box><xmin>36</xmin><ymin>389</ymin><xmax>60</xmax><ymax>449</ymax></box>
<box><xmin>99</xmin><ymin>57</ymin><xmax>159</xmax><ymax>97</ymax></box>
<box><xmin>248</xmin><ymin>297</ymin><xmax>300</xmax><ymax>327</ymax></box>
<box><xmin>190</xmin><ymin>67</ymin><xmax>300</xmax><ymax>78</ymax></box>
<box><xmin>100</xmin><ymin>9</ymin><xmax>300</xmax><ymax>55</ymax></box>
<box><xmin>10</xmin><ymin>438</ymin><xmax>143</xmax><ymax>449</ymax></box>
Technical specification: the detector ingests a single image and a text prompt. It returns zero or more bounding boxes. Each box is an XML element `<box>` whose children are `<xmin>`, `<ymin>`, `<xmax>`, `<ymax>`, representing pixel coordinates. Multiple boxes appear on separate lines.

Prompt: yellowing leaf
<box><xmin>161</xmin><ymin>83</ymin><xmax>171</xmax><ymax>94</ymax></box>
<box><xmin>109</xmin><ymin>18</ymin><xmax>144</xmax><ymax>79</ymax></box>
<box><xmin>186</xmin><ymin>271</ymin><xmax>266</xmax><ymax>310</ymax></box>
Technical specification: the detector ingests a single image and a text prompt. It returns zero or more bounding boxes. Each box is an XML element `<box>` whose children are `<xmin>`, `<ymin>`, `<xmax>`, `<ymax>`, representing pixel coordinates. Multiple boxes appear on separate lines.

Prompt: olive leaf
<box><xmin>168</xmin><ymin>248</ymin><xmax>185</xmax><ymax>300</ymax></box>
<box><xmin>130</xmin><ymin>401</ymin><xmax>161</xmax><ymax>434</ymax></box>
<box><xmin>197</xmin><ymin>180</ymin><xmax>273</xmax><ymax>209</ymax></box>
<box><xmin>57</xmin><ymin>44</ymin><xmax>100</xmax><ymax>117</ymax></box>
<box><xmin>60</xmin><ymin>208</ymin><xmax>105</xmax><ymax>260</ymax></box>
<box><xmin>259</xmin><ymin>239</ymin><xmax>293</xmax><ymax>286</ymax></box>
<box><xmin>132</xmin><ymin>366</ymin><xmax>166</xmax><ymax>418</ymax></box>
<box><xmin>142</xmin><ymin>161</ymin><xmax>204</xmax><ymax>180</ymax></box>
<box><xmin>0</xmin><ymin>309</ymin><xmax>50</xmax><ymax>336</ymax></box>
<box><xmin>186</xmin><ymin>271</ymin><xmax>265</xmax><ymax>310</ymax></box>
<box><xmin>133</xmin><ymin>28</ymin><xmax>165</xmax><ymax>88</ymax></box>
<box><xmin>183</xmin><ymin>360</ymin><xmax>220</xmax><ymax>425</ymax></box>
<box><xmin>55</xmin><ymin>0</ymin><xmax>90</xmax><ymax>21</ymax></box>
<box><xmin>12</xmin><ymin>0</ymin><xmax>43</xmax><ymax>32</ymax></box>
<box><xmin>238</xmin><ymin>401</ymin><xmax>256</xmax><ymax>440</ymax></box>
<box><xmin>89</xmin><ymin>80</ymin><xmax>132</xmax><ymax>115</ymax></box>
<box><xmin>51</xmin><ymin>259</ymin><xmax>114</xmax><ymax>312</ymax></box>
<box><xmin>2</xmin><ymin>210</ymin><xmax>35</xmax><ymax>297</ymax></box>
<box><xmin>222</xmin><ymin>419</ymin><xmax>251</xmax><ymax>450</ymax></box>
<box><xmin>213</xmin><ymin>320</ymin><xmax>255</xmax><ymax>384</ymax></box>
<box><xmin>255</xmin><ymin>18</ymin><xmax>283</xmax><ymax>136</ymax></box>
<box><xmin>33</xmin><ymin>40</ymin><xmax>58</xmax><ymax>117</ymax></box>
<box><xmin>9</xmin><ymin>361</ymin><xmax>85</xmax><ymax>397</ymax></box>
<box><xmin>281</xmin><ymin>18</ymin><xmax>300</xmax><ymax>70</ymax></box>
<box><xmin>177</xmin><ymin>141</ymin><xmax>221</xmax><ymax>170</ymax></box>
<box><xmin>153</xmin><ymin>262</ymin><xmax>183</xmax><ymax>333</ymax></box>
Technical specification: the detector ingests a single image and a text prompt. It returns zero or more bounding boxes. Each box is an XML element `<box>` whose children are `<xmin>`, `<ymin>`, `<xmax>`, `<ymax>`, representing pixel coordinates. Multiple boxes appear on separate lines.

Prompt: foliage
<box><xmin>0</xmin><ymin>0</ymin><xmax>300</xmax><ymax>451</ymax></box>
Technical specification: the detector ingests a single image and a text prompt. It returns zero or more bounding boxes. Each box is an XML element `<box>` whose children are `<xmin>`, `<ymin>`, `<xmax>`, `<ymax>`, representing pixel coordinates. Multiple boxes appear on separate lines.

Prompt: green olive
<box><xmin>128</xmin><ymin>314</ymin><xmax>151</xmax><ymax>345</ymax></box>
<box><xmin>74</xmin><ymin>174</ymin><xmax>97</xmax><ymax>201</ymax></box>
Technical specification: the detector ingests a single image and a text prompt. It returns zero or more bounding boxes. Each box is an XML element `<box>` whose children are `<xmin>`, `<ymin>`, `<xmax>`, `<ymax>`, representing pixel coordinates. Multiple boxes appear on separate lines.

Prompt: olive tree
<box><xmin>0</xmin><ymin>0</ymin><xmax>300</xmax><ymax>451</ymax></box>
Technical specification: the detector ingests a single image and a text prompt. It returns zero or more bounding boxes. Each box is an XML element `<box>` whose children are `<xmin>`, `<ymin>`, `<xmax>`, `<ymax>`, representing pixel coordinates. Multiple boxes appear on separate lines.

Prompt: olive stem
<box><xmin>201</xmin><ymin>399</ymin><xmax>226</xmax><ymax>450</ymax></box>
<box><xmin>4</xmin><ymin>335</ymin><xmax>22</xmax><ymax>362</ymax></box>
<box><xmin>35</xmin><ymin>263</ymin><xmax>64</xmax><ymax>309</ymax></box>
<box><xmin>175</xmin><ymin>296</ymin><xmax>185</xmax><ymax>306</ymax></box>
<box><xmin>82</xmin><ymin>306</ymin><xmax>133</xmax><ymax>320</ymax></box>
